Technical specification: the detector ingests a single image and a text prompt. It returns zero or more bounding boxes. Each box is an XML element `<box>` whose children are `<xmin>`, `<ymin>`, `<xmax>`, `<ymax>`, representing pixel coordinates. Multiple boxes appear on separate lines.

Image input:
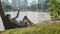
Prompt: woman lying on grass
<box><xmin>5</xmin><ymin>9</ymin><xmax>33</xmax><ymax>27</ymax></box>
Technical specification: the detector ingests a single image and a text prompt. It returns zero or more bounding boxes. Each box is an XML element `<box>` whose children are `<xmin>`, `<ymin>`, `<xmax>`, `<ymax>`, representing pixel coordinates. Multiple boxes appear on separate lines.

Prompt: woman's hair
<box><xmin>6</xmin><ymin>14</ymin><xmax>11</xmax><ymax>18</ymax></box>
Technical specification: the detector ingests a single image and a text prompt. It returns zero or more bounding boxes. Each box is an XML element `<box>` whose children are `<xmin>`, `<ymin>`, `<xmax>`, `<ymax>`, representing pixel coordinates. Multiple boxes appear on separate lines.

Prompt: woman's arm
<box><xmin>13</xmin><ymin>9</ymin><xmax>20</xmax><ymax>19</ymax></box>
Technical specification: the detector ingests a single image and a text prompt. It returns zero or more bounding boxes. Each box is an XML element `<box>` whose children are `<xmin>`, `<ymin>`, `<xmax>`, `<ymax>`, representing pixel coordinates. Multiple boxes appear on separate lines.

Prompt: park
<box><xmin>0</xmin><ymin>0</ymin><xmax>60</xmax><ymax>34</ymax></box>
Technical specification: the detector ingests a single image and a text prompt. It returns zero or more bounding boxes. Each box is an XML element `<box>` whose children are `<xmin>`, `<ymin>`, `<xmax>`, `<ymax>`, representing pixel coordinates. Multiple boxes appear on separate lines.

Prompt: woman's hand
<box><xmin>17</xmin><ymin>8</ymin><xmax>20</xmax><ymax>14</ymax></box>
<box><xmin>18</xmin><ymin>8</ymin><xmax>20</xmax><ymax>11</ymax></box>
<box><xmin>18</xmin><ymin>9</ymin><xmax>20</xmax><ymax>11</ymax></box>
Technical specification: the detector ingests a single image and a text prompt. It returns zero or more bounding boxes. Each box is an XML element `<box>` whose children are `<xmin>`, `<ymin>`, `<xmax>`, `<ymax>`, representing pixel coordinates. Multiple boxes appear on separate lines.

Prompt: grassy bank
<box><xmin>2</xmin><ymin>24</ymin><xmax>60</xmax><ymax>34</ymax></box>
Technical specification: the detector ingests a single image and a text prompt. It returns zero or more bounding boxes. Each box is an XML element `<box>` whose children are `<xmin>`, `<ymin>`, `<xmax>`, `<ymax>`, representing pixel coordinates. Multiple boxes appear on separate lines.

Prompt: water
<box><xmin>5</xmin><ymin>11</ymin><xmax>51</xmax><ymax>24</ymax></box>
<box><xmin>0</xmin><ymin>17</ymin><xmax>5</xmax><ymax>31</ymax></box>
<box><xmin>0</xmin><ymin>11</ymin><xmax>51</xmax><ymax>31</ymax></box>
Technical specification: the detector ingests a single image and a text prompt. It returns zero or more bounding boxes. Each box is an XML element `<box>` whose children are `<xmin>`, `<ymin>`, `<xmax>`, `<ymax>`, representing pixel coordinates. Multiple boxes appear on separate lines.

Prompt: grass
<box><xmin>2</xmin><ymin>24</ymin><xmax>60</xmax><ymax>34</ymax></box>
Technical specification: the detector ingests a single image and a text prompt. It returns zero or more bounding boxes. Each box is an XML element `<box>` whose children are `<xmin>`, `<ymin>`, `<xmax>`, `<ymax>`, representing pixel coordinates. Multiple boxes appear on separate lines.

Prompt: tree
<box><xmin>1</xmin><ymin>2</ymin><xmax>18</xmax><ymax>11</ymax></box>
<box><xmin>0</xmin><ymin>0</ymin><xmax>18</xmax><ymax>29</ymax></box>
<box><xmin>48</xmin><ymin>0</ymin><xmax>60</xmax><ymax>20</ymax></box>
<box><xmin>31</xmin><ymin>4</ymin><xmax>38</xmax><ymax>11</ymax></box>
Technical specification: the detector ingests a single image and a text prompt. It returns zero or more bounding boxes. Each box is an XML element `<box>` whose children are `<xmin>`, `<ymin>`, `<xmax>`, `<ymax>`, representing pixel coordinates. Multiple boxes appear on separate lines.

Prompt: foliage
<box><xmin>1</xmin><ymin>2</ymin><xmax>18</xmax><ymax>11</ymax></box>
<box><xmin>31</xmin><ymin>4</ymin><xmax>38</xmax><ymax>11</ymax></box>
<box><xmin>48</xmin><ymin>0</ymin><xmax>60</xmax><ymax>20</ymax></box>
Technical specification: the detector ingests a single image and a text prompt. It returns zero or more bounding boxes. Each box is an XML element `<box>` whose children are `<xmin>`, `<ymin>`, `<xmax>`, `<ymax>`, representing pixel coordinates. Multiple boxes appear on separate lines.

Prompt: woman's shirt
<box><xmin>9</xmin><ymin>11</ymin><xmax>20</xmax><ymax>26</ymax></box>
<box><xmin>10</xmin><ymin>18</ymin><xmax>29</xmax><ymax>27</ymax></box>
<box><xmin>10</xmin><ymin>18</ymin><xmax>20</xmax><ymax>26</ymax></box>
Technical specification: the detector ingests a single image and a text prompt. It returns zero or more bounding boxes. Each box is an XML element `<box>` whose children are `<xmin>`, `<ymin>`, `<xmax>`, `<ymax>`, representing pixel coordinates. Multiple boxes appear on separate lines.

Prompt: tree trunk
<box><xmin>0</xmin><ymin>0</ymin><xmax>18</xmax><ymax>29</ymax></box>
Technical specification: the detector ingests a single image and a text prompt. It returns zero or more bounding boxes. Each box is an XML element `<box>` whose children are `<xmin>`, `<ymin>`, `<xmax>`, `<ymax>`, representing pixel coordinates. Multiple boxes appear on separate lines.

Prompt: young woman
<box><xmin>6</xmin><ymin>10</ymin><xmax>33</xmax><ymax>27</ymax></box>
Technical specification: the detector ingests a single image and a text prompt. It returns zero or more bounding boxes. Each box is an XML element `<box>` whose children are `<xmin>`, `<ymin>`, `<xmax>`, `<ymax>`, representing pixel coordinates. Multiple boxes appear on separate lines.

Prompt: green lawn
<box><xmin>2</xmin><ymin>24</ymin><xmax>60</xmax><ymax>34</ymax></box>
